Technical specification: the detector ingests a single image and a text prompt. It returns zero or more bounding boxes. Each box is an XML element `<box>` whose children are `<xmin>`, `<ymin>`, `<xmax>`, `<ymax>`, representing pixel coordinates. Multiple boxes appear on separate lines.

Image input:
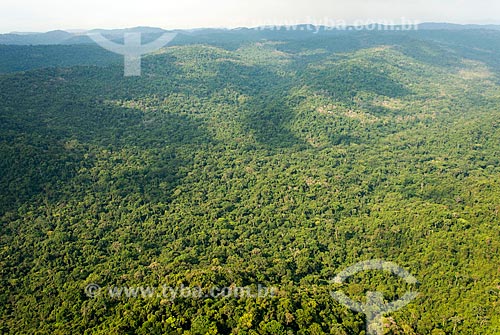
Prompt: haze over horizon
<box><xmin>1</xmin><ymin>0</ymin><xmax>500</xmax><ymax>34</ymax></box>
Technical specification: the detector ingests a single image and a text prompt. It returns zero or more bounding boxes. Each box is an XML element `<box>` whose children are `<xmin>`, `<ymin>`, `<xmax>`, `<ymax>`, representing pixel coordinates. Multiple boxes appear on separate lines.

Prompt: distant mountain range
<box><xmin>418</xmin><ymin>22</ymin><xmax>500</xmax><ymax>30</ymax></box>
<box><xmin>0</xmin><ymin>27</ymin><xmax>175</xmax><ymax>45</ymax></box>
<box><xmin>1</xmin><ymin>23</ymin><xmax>500</xmax><ymax>45</ymax></box>
<box><xmin>0</xmin><ymin>30</ymin><xmax>74</xmax><ymax>45</ymax></box>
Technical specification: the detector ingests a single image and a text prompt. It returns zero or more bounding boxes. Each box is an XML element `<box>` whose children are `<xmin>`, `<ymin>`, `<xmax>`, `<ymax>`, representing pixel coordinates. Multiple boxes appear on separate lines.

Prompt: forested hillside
<box><xmin>0</xmin><ymin>29</ymin><xmax>499</xmax><ymax>334</ymax></box>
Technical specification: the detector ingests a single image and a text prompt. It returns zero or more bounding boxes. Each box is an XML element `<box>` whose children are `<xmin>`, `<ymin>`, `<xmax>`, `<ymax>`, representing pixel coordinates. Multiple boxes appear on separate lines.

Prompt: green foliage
<box><xmin>0</xmin><ymin>45</ymin><xmax>121</xmax><ymax>74</ymax></box>
<box><xmin>1</xmin><ymin>29</ymin><xmax>500</xmax><ymax>334</ymax></box>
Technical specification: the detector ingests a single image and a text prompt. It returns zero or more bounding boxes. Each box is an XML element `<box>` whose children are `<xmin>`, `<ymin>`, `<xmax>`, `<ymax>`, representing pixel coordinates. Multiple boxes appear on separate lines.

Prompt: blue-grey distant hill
<box><xmin>1</xmin><ymin>23</ymin><xmax>500</xmax><ymax>45</ymax></box>
<box><xmin>1</xmin><ymin>23</ymin><xmax>500</xmax><ymax>74</ymax></box>
<box><xmin>418</xmin><ymin>22</ymin><xmax>500</xmax><ymax>30</ymax></box>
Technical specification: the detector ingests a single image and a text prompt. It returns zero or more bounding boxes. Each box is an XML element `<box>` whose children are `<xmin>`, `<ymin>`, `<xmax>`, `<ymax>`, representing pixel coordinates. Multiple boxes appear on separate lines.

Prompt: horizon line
<box><xmin>3</xmin><ymin>21</ymin><xmax>500</xmax><ymax>35</ymax></box>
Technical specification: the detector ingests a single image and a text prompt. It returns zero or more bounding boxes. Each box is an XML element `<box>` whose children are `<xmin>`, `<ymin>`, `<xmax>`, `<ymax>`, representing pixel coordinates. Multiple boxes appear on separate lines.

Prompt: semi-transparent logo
<box><xmin>88</xmin><ymin>32</ymin><xmax>176</xmax><ymax>76</ymax></box>
<box><xmin>330</xmin><ymin>259</ymin><xmax>419</xmax><ymax>335</ymax></box>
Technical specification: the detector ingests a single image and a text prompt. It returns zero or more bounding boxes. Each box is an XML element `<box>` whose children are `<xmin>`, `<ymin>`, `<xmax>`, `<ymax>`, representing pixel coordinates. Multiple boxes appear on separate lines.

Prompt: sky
<box><xmin>1</xmin><ymin>0</ymin><xmax>500</xmax><ymax>33</ymax></box>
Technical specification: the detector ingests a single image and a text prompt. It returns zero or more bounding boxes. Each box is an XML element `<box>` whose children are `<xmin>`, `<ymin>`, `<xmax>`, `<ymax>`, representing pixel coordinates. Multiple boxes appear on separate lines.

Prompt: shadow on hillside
<box><xmin>0</xmin><ymin>68</ymin><xmax>212</xmax><ymax>215</ymax></box>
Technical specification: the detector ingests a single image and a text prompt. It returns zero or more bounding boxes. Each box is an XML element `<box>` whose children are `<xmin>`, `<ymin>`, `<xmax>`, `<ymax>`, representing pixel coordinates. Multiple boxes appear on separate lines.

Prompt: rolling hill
<box><xmin>0</xmin><ymin>27</ymin><xmax>499</xmax><ymax>334</ymax></box>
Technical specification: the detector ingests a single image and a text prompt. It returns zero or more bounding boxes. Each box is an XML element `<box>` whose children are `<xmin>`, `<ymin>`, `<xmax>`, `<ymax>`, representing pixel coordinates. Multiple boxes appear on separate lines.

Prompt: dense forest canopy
<box><xmin>0</xmin><ymin>27</ymin><xmax>499</xmax><ymax>334</ymax></box>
